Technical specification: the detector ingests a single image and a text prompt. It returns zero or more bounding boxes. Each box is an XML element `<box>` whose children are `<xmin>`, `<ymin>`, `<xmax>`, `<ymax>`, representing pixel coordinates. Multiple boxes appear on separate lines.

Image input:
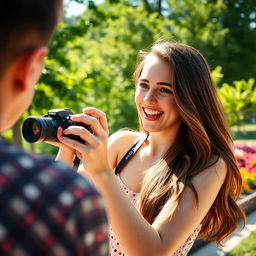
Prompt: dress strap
<box><xmin>114</xmin><ymin>133</ymin><xmax>149</xmax><ymax>175</ymax></box>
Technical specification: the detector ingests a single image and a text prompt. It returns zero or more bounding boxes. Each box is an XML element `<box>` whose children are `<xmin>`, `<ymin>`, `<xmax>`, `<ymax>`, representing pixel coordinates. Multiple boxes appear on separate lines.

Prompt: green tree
<box><xmin>66</xmin><ymin>0</ymin><xmax>229</xmax><ymax>132</ymax></box>
<box><xmin>10</xmin><ymin>0</ymin><xmax>104</xmax><ymax>152</ymax></box>
<box><xmin>19</xmin><ymin>0</ymin><xmax>229</xmax><ymax>153</ymax></box>
<box><xmin>67</xmin><ymin>1</ymin><xmax>173</xmax><ymax>133</ymax></box>
<box><xmin>129</xmin><ymin>0</ymin><xmax>256</xmax><ymax>83</ymax></box>
<box><xmin>11</xmin><ymin>0</ymin><xmax>254</xmax><ymax>155</ymax></box>
<box><xmin>216</xmin><ymin>0</ymin><xmax>256</xmax><ymax>83</ymax></box>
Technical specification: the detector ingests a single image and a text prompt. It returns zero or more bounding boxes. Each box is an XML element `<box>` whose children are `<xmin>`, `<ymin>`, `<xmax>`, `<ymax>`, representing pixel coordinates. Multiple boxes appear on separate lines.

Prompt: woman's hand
<box><xmin>45</xmin><ymin>127</ymin><xmax>76</xmax><ymax>165</ymax></box>
<box><xmin>57</xmin><ymin>107</ymin><xmax>111</xmax><ymax>176</ymax></box>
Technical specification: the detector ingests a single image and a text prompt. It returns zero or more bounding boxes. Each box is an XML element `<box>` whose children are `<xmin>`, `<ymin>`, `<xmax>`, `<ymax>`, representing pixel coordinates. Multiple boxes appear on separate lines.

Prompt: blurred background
<box><xmin>3</xmin><ymin>0</ymin><xmax>256</xmax><ymax>254</ymax></box>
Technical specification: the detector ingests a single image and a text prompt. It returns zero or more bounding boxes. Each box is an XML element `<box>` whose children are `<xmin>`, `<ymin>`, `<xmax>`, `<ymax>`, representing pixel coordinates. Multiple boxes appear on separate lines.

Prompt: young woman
<box><xmin>55</xmin><ymin>41</ymin><xmax>245</xmax><ymax>256</ymax></box>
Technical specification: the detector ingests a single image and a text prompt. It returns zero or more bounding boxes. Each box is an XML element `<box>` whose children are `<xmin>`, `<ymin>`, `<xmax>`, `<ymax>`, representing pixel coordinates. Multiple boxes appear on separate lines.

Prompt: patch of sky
<box><xmin>64</xmin><ymin>0</ymin><xmax>104</xmax><ymax>17</ymax></box>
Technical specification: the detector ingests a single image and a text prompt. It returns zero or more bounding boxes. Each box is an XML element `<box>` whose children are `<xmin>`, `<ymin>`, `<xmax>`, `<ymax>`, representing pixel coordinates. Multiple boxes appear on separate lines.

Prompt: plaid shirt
<box><xmin>0</xmin><ymin>137</ymin><xmax>109</xmax><ymax>256</ymax></box>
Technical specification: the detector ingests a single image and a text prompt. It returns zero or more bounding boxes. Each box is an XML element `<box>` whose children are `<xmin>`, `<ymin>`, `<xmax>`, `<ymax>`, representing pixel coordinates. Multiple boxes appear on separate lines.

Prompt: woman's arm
<box><xmin>57</xmin><ymin>107</ymin><xmax>227</xmax><ymax>256</ymax></box>
<box><xmin>90</xmin><ymin>157</ymin><xmax>226</xmax><ymax>256</ymax></box>
<box><xmin>55</xmin><ymin>147</ymin><xmax>75</xmax><ymax>165</ymax></box>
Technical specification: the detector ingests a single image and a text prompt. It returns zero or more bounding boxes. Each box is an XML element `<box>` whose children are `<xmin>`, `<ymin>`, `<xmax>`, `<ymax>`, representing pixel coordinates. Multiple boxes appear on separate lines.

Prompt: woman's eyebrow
<box><xmin>139</xmin><ymin>79</ymin><xmax>173</xmax><ymax>87</ymax></box>
<box><xmin>157</xmin><ymin>82</ymin><xmax>173</xmax><ymax>87</ymax></box>
<box><xmin>139</xmin><ymin>79</ymin><xmax>149</xmax><ymax>83</ymax></box>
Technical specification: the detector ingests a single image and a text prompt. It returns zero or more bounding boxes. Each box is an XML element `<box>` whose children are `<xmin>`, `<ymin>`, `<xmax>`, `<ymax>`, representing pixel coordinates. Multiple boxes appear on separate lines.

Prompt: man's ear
<box><xmin>14</xmin><ymin>47</ymin><xmax>48</xmax><ymax>92</ymax></box>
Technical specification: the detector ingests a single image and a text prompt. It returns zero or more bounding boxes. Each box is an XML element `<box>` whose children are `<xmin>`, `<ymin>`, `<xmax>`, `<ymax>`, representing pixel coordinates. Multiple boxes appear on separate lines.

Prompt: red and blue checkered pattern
<box><xmin>0</xmin><ymin>137</ymin><xmax>109</xmax><ymax>255</ymax></box>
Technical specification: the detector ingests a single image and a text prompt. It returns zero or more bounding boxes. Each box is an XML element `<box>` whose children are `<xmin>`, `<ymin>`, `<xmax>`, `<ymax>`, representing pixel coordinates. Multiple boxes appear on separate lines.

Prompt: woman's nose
<box><xmin>144</xmin><ymin>90</ymin><xmax>157</xmax><ymax>105</ymax></box>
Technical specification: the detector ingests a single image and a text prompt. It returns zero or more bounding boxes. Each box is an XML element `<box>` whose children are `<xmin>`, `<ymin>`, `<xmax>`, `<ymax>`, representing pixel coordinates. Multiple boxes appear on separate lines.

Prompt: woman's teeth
<box><xmin>144</xmin><ymin>108</ymin><xmax>163</xmax><ymax>116</ymax></box>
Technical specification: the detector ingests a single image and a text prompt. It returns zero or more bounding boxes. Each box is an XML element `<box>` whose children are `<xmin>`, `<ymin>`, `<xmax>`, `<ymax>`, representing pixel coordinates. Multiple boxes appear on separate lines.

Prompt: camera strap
<box><xmin>73</xmin><ymin>155</ymin><xmax>80</xmax><ymax>171</ymax></box>
<box><xmin>114</xmin><ymin>133</ymin><xmax>149</xmax><ymax>175</ymax></box>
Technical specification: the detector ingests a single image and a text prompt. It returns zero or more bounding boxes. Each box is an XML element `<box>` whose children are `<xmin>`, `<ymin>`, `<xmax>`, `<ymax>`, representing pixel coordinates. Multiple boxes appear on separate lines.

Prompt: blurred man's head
<box><xmin>0</xmin><ymin>0</ymin><xmax>62</xmax><ymax>132</ymax></box>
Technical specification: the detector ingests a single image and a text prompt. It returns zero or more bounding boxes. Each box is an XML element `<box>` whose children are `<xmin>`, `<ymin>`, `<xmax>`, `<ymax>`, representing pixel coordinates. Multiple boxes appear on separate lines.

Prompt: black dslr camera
<box><xmin>22</xmin><ymin>109</ymin><xmax>90</xmax><ymax>143</ymax></box>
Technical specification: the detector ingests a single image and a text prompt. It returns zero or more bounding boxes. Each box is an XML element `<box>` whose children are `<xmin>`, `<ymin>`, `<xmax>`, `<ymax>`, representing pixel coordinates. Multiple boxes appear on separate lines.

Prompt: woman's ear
<box><xmin>13</xmin><ymin>46</ymin><xmax>48</xmax><ymax>92</ymax></box>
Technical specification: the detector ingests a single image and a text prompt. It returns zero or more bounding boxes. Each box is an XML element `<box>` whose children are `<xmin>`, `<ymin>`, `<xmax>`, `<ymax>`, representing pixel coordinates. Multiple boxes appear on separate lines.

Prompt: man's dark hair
<box><xmin>0</xmin><ymin>0</ymin><xmax>61</xmax><ymax>76</ymax></box>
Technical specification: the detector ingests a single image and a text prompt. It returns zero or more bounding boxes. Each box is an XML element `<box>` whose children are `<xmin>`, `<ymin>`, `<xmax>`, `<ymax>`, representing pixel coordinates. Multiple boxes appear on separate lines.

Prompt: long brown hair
<box><xmin>133</xmin><ymin>41</ymin><xmax>245</xmax><ymax>245</ymax></box>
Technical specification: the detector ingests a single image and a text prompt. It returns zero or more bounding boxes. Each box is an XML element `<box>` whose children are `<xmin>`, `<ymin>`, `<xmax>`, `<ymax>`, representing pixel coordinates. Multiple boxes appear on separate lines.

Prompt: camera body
<box><xmin>22</xmin><ymin>109</ymin><xmax>90</xmax><ymax>143</ymax></box>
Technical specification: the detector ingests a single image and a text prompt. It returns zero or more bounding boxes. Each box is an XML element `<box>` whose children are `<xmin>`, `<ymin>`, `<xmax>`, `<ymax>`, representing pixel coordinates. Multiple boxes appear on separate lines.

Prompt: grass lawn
<box><xmin>226</xmin><ymin>231</ymin><xmax>256</xmax><ymax>256</ymax></box>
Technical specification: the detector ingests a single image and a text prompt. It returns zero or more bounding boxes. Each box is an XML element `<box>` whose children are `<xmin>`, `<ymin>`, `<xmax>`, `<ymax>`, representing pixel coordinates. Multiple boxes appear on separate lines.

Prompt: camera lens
<box><xmin>29</xmin><ymin>121</ymin><xmax>41</xmax><ymax>137</ymax></box>
<box><xmin>22</xmin><ymin>117</ymin><xmax>58</xmax><ymax>143</ymax></box>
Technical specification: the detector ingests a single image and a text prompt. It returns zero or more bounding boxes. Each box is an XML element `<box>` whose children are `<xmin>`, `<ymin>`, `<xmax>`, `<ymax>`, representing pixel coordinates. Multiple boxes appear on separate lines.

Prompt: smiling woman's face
<box><xmin>135</xmin><ymin>54</ymin><xmax>181</xmax><ymax>133</ymax></box>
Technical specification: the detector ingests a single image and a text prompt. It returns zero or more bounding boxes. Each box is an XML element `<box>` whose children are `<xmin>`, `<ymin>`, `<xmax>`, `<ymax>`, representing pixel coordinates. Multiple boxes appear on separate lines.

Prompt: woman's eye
<box><xmin>138</xmin><ymin>83</ymin><xmax>148</xmax><ymax>89</ymax></box>
<box><xmin>160</xmin><ymin>87</ymin><xmax>173</xmax><ymax>94</ymax></box>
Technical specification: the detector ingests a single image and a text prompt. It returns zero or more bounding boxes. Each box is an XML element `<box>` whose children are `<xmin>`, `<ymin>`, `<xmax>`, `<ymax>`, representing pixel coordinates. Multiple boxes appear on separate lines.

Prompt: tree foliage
<box><xmin>6</xmin><ymin>0</ymin><xmax>256</xmax><ymax>153</ymax></box>
<box><xmin>217</xmin><ymin>0</ymin><xmax>256</xmax><ymax>83</ymax></box>
<box><xmin>43</xmin><ymin>0</ymin><xmax>228</xmax><ymax>134</ymax></box>
<box><xmin>218</xmin><ymin>77</ymin><xmax>256</xmax><ymax>127</ymax></box>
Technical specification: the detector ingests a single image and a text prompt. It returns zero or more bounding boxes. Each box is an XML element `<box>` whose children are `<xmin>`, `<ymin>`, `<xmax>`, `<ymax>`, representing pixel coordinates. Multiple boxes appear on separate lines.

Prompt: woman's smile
<box><xmin>142</xmin><ymin>107</ymin><xmax>163</xmax><ymax>121</ymax></box>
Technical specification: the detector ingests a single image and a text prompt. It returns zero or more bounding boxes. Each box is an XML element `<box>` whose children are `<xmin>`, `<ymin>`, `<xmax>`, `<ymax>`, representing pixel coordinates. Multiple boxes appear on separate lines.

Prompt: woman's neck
<box><xmin>142</xmin><ymin>127</ymin><xmax>180</xmax><ymax>161</ymax></box>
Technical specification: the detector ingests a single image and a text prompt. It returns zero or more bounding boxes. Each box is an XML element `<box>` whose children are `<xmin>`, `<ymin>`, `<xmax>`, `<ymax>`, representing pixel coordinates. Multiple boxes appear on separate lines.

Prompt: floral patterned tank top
<box><xmin>108</xmin><ymin>174</ymin><xmax>201</xmax><ymax>256</ymax></box>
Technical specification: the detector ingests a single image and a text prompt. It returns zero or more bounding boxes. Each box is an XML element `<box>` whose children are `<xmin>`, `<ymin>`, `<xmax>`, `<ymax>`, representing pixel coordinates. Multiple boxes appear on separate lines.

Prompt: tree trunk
<box><xmin>143</xmin><ymin>0</ymin><xmax>151</xmax><ymax>12</ymax></box>
<box><xmin>12</xmin><ymin>119</ymin><xmax>23</xmax><ymax>149</ymax></box>
<box><xmin>157</xmin><ymin>0</ymin><xmax>162</xmax><ymax>15</ymax></box>
<box><xmin>27</xmin><ymin>108</ymin><xmax>35</xmax><ymax>153</ymax></box>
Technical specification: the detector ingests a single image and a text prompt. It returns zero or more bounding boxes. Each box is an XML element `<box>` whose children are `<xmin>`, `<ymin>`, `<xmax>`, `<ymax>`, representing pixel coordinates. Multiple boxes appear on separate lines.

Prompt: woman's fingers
<box><xmin>56</xmin><ymin>108</ymin><xmax>111</xmax><ymax>175</ymax></box>
<box><xmin>82</xmin><ymin>107</ymin><xmax>109</xmax><ymax>134</ymax></box>
<box><xmin>45</xmin><ymin>127</ymin><xmax>63</xmax><ymax>147</ymax></box>
<box><xmin>70</xmin><ymin>113</ymin><xmax>108</xmax><ymax>138</ymax></box>
<box><xmin>75</xmin><ymin>151</ymin><xmax>82</xmax><ymax>160</ymax></box>
<box><xmin>45</xmin><ymin>127</ymin><xmax>75</xmax><ymax>152</ymax></box>
<box><xmin>62</xmin><ymin>124</ymin><xmax>98</xmax><ymax>146</ymax></box>
<box><xmin>58</xmin><ymin>133</ymin><xmax>92</xmax><ymax>154</ymax></box>
<box><xmin>57</xmin><ymin>108</ymin><xmax>109</xmax><ymax>162</ymax></box>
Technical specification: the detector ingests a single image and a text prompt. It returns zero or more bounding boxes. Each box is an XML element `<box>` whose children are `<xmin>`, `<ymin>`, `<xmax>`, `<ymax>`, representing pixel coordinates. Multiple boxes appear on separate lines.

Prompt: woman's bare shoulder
<box><xmin>109</xmin><ymin>130</ymin><xmax>144</xmax><ymax>148</ymax></box>
<box><xmin>108</xmin><ymin>129</ymin><xmax>145</xmax><ymax>169</ymax></box>
<box><xmin>109</xmin><ymin>129</ymin><xmax>142</xmax><ymax>145</ymax></box>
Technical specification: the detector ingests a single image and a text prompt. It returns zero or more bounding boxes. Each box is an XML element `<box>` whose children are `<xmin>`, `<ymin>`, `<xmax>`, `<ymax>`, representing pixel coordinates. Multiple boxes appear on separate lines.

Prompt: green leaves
<box><xmin>211</xmin><ymin>66</ymin><xmax>224</xmax><ymax>86</ymax></box>
<box><xmin>167</xmin><ymin>0</ymin><xmax>228</xmax><ymax>46</ymax></box>
<box><xmin>19</xmin><ymin>0</ymin><xmax>256</xmax><ymax>153</ymax></box>
<box><xmin>218</xmin><ymin>78</ymin><xmax>256</xmax><ymax>127</ymax></box>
